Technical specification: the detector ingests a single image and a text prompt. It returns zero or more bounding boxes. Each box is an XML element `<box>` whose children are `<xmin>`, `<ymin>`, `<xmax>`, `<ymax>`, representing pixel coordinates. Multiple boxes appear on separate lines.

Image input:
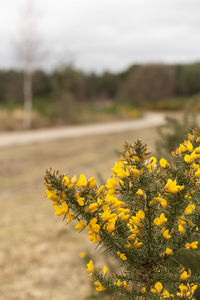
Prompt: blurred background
<box><xmin>1</xmin><ymin>0</ymin><xmax>200</xmax><ymax>299</ymax></box>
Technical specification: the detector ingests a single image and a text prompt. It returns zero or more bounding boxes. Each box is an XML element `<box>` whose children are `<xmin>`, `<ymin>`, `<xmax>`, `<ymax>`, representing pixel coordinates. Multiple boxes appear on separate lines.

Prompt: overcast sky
<box><xmin>1</xmin><ymin>0</ymin><xmax>200</xmax><ymax>73</ymax></box>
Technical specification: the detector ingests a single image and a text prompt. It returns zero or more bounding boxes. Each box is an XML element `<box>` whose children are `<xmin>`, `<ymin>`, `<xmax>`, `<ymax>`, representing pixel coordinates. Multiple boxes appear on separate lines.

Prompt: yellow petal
<box><xmin>76</xmin><ymin>174</ymin><xmax>87</xmax><ymax>187</ymax></box>
<box><xmin>103</xmin><ymin>265</ymin><xmax>108</xmax><ymax>275</ymax></box>
<box><xmin>155</xmin><ymin>282</ymin><xmax>163</xmax><ymax>293</ymax></box>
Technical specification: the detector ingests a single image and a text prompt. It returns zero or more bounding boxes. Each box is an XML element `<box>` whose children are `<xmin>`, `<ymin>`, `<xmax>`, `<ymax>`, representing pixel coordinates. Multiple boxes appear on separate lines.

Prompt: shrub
<box><xmin>44</xmin><ymin>130</ymin><xmax>200</xmax><ymax>299</ymax></box>
<box><xmin>156</xmin><ymin>99</ymin><xmax>198</xmax><ymax>161</ymax></box>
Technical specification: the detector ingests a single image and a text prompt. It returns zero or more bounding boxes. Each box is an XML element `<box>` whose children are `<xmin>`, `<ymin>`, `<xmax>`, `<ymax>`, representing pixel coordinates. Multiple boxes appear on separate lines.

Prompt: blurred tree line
<box><xmin>1</xmin><ymin>62</ymin><xmax>200</xmax><ymax>106</ymax></box>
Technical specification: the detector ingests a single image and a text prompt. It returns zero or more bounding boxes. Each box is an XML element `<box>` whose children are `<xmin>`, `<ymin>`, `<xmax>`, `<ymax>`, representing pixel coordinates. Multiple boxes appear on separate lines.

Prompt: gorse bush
<box><xmin>156</xmin><ymin>99</ymin><xmax>198</xmax><ymax>161</ymax></box>
<box><xmin>44</xmin><ymin>129</ymin><xmax>200</xmax><ymax>299</ymax></box>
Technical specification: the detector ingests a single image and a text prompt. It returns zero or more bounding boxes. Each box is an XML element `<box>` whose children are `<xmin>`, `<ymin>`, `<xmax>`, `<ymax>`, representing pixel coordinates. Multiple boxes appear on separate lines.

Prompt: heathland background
<box><xmin>1</xmin><ymin>62</ymin><xmax>200</xmax><ymax>130</ymax></box>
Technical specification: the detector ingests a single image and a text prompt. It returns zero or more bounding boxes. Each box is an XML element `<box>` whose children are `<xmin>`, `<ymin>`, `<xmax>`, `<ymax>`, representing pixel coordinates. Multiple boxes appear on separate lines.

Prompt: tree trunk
<box><xmin>23</xmin><ymin>71</ymin><xmax>32</xmax><ymax>129</ymax></box>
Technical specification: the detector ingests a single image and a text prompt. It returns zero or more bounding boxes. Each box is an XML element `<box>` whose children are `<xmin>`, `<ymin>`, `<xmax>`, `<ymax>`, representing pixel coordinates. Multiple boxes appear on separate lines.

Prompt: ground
<box><xmin>0</xmin><ymin>126</ymin><xmax>158</xmax><ymax>300</ymax></box>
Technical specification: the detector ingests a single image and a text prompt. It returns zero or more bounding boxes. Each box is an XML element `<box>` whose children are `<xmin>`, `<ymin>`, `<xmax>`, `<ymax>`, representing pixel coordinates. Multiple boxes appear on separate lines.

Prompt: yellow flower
<box><xmin>132</xmin><ymin>168</ymin><xmax>139</xmax><ymax>178</ymax></box>
<box><xmin>147</xmin><ymin>156</ymin><xmax>157</xmax><ymax>171</ymax></box>
<box><xmin>165</xmin><ymin>248</ymin><xmax>173</xmax><ymax>255</ymax></box>
<box><xmin>71</xmin><ymin>175</ymin><xmax>77</xmax><ymax>184</ymax></box>
<box><xmin>88</xmin><ymin>218</ymin><xmax>100</xmax><ymax>233</ymax></box>
<box><xmin>179</xmin><ymin>144</ymin><xmax>187</xmax><ymax>153</ymax></box>
<box><xmin>178</xmin><ymin>216</ymin><xmax>186</xmax><ymax>225</ymax></box>
<box><xmin>136</xmin><ymin>210</ymin><xmax>145</xmax><ymax>220</ymax></box>
<box><xmin>129</xmin><ymin>216</ymin><xmax>139</xmax><ymax>227</ymax></box>
<box><xmin>184</xmin><ymin>202</ymin><xmax>195</xmax><ymax>215</ymax></box>
<box><xmin>75</xmin><ymin>221</ymin><xmax>85</xmax><ymax>230</ymax></box>
<box><xmin>120</xmin><ymin>212</ymin><xmax>130</xmax><ymax>222</ymax></box>
<box><xmin>153</xmin><ymin>213</ymin><xmax>167</xmax><ymax>226</ymax></box>
<box><xmin>96</xmin><ymin>285</ymin><xmax>105</xmax><ymax>292</ymax></box>
<box><xmin>151</xmin><ymin>282</ymin><xmax>163</xmax><ymax>294</ymax></box>
<box><xmin>86</xmin><ymin>260</ymin><xmax>94</xmax><ymax>273</ymax></box>
<box><xmin>151</xmin><ymin>288</ymin><xmax>157</xmax><ymax>294</ymax></box>
<box><xmin>89</xmin><ymin>203</ymin><xmax>98</xmax><ymax>213</ymax></box>
<box><xmin>136</xmin><ymin>189</ymin><xmax>143</xmax><ymax>196</ymax></box>
<box><xmin>88</xmin><ymin>176</ymin><xmax>96</xmax><ymax>188</ymax></box>
<box><xmin>132</xmin><ymin>155</ymin><xmax>140</xmax><ymax>162</ymax></box>
<box><xmin>162</xmin><ymin>289</ymin><xmax>170</xmax><ymax>298</ymax></box>
<box><xmin>98</xmin><ymin>185</ymin><xmax>105</xmax><ymax>194</ymax></box>
<box><xmin>149</xmin><ymin>199</ymin><xmax>156</xmax><ymax>206</ymax></box>
<box><xmin>190</xmin><ymin>151</ymin><xmax>198</xmax><ymax>160</ymax></box>
<box><xmin>188</xmin><ymin>220</ymin><xmax>194</xmax><ymax>226</ymax></box>
<box><xmin>62</xmin><ymin>175</ymin><xmax>70</xmax><ymax>186</ymax></box>
<box><xmin>195</xmin><ymin>168</ymin><xmax>200</xmax><ymax>177</ymax></box>
<box><xmin>134</xmin><ymin>238</ymin><xmax>143</xmax><ymax>248</ymax></box>
<box><xmin>163</xmin><ymin>229</ymin><xmax>171</xmax><ymax>239</ymax></box>
<box><xmin>93</xmin><ymin>281</ymin><xmax>105</xmax><ymax>291</ymax></box>
<box><xmin>105</xmin><ymin>176</ymin><xmax>118</xmax><ymax>193</ymax></box>
<box><xmin>177</xmin><ymin>283</ymin><xmax>188</xmax><ymax>297</ymax></box>
<box><xmin>186</xmin><ymin>141</ymin><xmax>193</xmax><ymax>152</ymax></box>
<box><xmin>76</xmin><ymin>174</ymin><xmax>87</xmax><ymax>187</ymax></box>
<box><xmin>88</xmin><ymin>233</ymin><xmax>100</xmax><ymax>243</ymax></box>
<box><xmin>184</xmin><ymin>154</ymin><xmax>192</xmax><ymax>163</ymax></box>
<box><xmin>117</xmin><ymin>251</ymin><xmax>127</xmax><ymax>260</ymax></box>
<box><xmin>79</xmin><ymin>251</ymin><xmax>86</xmax><ymax>258</ymax></box>
<box><xmin>160</xmin><ymin>158</ymin><xmax>169</xmax><ymax>168</ymax></box>
<box><xmin>164</xmin><ymin>179</ymin><xmax>184</xmax><ymax>193</ymax></box>
<box><xmin>87</xmin><ymin>218</ymin><xmax>101</xmax><ymax>243</ymax></box>
<box><xmin>123</xmin><ymin>281</ymin><xmax>129</xmax><ymax>291</ymax></box>
<box><xmin>188</xmin><ymin>133</ymin><xmax>193</xmax><ymax>140</ymax></box>
<box><xmin>180</xmin><ymin>270</ymin><xmax>191</xmax><ymax>280</ymax></box>
<box><xmin>178</xmin><ymin>224</ymin><xmax>185</xmax><ymax>234</ymax></box>
<box><xmin>46</xmin><ymin>189</ymin><xmax>58</xmax><ymax>201</ymax></box>
<box><xmin>103</xmin><ymin>265</ymin><xmax>108</xmax><ymax>275</ymax></box>
<box><xmin>66</xmin><ymin>212</ymin><xmax>74</xmax><ymax>222</ymax></box>
<box><xmin>155</xmin><ymin>196</ymin><xmax>167</xmax><ymax>208</ymax></box>
<box><xmin>195</xmin><ymin>146</ymin><xmax>200</xmax><ymax>153</ymax></box>
<box><xmin>185</xmin><ymin>241</ymin><xmax>198</xmax><ymax>250</ymax></box>
<box><xmin>185</xmin><ymin>243</ymin><xmax>191</xmax><ymax>250</ymax></box>
<box><xmin>155</xmin><ymin>282</ymin><xmax>163</xmax><ymax>293</ymax></box>
<box><xmin>77</xmin><ymin>197</ymin><xmax>85</xmax><ymax>206</ymax></box>
<box><xmin>54</xmin><ymin>202</ymin><xmax>68</xmax><ymax>216</ymax></box>
<box><xmin>124</xmin><ymin>241</ymin><xmax>131</xmax><ymax>248</ymax></box>
<box><xmin>115</xmin><ymin>279</ymin><xmax>121</xmax><ymax>287</ymax></box>
<box><xmin>191</xmin><ymin>284</ymin><xmax>198</xmax><ymax>293</ymax></box>
<box><xmin>112</xmin><ymin>161</ymin><xmax>129</xmax><ymax>179</ymax></box>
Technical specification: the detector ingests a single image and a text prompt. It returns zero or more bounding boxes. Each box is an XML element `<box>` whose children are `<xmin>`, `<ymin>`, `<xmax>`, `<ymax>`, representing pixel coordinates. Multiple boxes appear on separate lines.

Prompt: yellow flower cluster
<box><xmin>45</xmin><ymin>132</ymin><xmax>200</xmax><ymax>299</ymax></box>
<box><xmin>177</xmin><ymin>283</ymin><xmax>198</xmax><ymax>298</ymax></box>
<box><xmin>151</xmin><ymin>281</ymin><xmax>173</xmax><ymax>298</ymax></box>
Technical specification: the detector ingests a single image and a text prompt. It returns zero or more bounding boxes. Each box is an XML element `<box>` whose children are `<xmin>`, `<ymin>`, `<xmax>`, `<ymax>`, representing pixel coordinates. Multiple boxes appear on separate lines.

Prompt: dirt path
<box><xmin>0</xmin><ymin>112</ymin><xmax>165</xmax><ymax>147</ymax></box>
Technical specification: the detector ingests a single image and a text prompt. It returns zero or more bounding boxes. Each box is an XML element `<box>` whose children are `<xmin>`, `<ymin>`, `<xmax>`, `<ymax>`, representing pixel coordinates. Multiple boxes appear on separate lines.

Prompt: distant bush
<box><xmin>176</xmin><ymin>63</ymin><xmax>200</xmax><ymax>96</ymax></box>
<box><xmin>118</xmin><ymin>64</ymin><xmax>176</xmax><ymax>105</ymax></box>
<box><xmin>147</xmin><ymin>97</ymin><xmax>188</xmax><ymax>111</ymax></box>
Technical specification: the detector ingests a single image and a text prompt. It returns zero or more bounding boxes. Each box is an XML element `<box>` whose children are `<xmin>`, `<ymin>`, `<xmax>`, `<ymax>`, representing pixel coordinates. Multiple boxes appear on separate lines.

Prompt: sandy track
<box><xmin>0</xmin><ymin>112</ymin><xmax>165</xmax><ymax>148</ymax></box>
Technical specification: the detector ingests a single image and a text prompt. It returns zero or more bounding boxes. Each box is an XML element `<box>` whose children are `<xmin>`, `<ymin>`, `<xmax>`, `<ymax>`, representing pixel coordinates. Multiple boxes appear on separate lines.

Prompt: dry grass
<box><xmin>0</xmin><ymin>109</ymin><xmax>49</xmax><ymax>131</ymax></box>
<box><xmin>0</xmin><ymin>127</ymin><xmax>158</xmax><ymax>300</ymax></box>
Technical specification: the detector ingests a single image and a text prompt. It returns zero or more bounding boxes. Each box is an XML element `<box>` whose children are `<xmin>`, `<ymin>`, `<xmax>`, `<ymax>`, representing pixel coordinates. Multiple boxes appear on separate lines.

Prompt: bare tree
<box><xmin>17</xmin><ymin>0</ymin><xmax>40</xmax><ymax>129</ymax></box>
